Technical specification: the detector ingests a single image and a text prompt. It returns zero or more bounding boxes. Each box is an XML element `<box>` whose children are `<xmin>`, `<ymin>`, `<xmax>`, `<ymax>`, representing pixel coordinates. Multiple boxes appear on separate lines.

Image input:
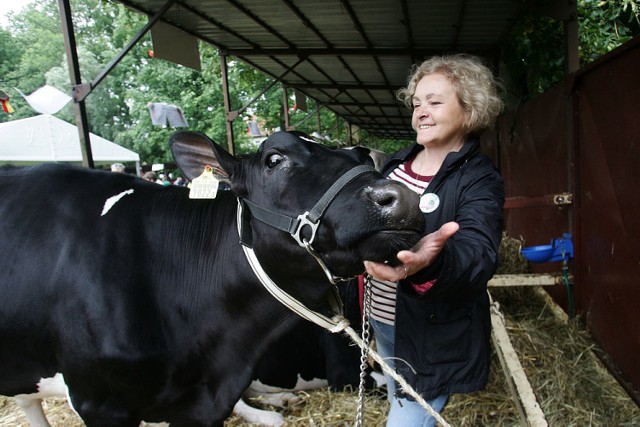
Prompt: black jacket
<box><xmin>380</xmin><ymin>137</ymin><xmax>504</xmax><ymax>400</ymax></box>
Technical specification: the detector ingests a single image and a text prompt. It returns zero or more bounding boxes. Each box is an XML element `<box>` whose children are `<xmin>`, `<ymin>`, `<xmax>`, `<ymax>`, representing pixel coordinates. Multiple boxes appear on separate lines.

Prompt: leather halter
<box><xmin>238</xmin><ymin>164</ymin><xmax>376</xmax><ymax>284</ymax></box>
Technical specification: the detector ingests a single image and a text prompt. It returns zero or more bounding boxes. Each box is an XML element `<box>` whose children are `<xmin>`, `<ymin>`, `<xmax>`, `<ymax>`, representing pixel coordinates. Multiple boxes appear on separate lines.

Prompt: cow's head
<box><xmin>170</xmin><ymin>131</ymin><xmax>424</xmax><ymax>306</ymax></box>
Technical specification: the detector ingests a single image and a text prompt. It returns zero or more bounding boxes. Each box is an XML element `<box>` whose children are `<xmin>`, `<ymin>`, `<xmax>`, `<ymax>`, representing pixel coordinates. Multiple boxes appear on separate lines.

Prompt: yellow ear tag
<box><xmin>188</xmin><ymin>165</ymin><xmax>220</xmax><ymax>199</ymax></box>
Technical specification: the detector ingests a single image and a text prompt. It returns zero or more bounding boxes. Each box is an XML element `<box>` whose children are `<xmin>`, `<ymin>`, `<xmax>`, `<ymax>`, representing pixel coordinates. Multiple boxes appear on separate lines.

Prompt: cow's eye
<box><xmin>266</xmin><ymin>153</ymin><xmax>284</xmax><ymax>169</ymax></box>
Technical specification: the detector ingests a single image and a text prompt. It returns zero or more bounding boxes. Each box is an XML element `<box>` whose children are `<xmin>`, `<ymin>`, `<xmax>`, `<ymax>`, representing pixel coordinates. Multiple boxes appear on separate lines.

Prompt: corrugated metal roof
<box><xmin>113</xmin><ymin>0</ymin><xmax>531</xmax><ymax>141</ymax></box>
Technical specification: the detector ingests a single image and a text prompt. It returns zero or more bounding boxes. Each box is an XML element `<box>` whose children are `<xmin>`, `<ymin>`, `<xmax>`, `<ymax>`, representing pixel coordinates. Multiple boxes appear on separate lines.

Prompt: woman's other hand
<box><xmin>364</xmin><ymin>222</ymin><xmax>459</xmax><ymax>281</ymax></box>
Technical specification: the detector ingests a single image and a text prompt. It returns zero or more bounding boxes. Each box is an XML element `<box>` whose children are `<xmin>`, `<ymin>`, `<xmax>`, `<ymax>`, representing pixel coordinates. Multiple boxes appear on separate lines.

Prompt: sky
<box><xmin>0</xmin><ymin>0</ymin><xmax>36</xmax><ymax>28</ymax></box>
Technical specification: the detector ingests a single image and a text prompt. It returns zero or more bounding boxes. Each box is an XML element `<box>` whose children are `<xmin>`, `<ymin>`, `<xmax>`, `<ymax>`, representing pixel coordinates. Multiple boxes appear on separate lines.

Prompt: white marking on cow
<box><xmin>370</xmin><ymin>371</ymin><xmax>387</xmax><ymax>388</ymax></box>
<box><xmin>243</xmin><ymin>376</ymin><xmax>329</xmax><ymax>407</ymax></box>
<box><xmin>293</xmin><ymin>376</ymin><xmax>329</xmax><ymax>391</ymax></box>
<box><xmin>233</xmin><ymin>398</ymin><xmax>285</xmax><ymax>426</ymax></box>
<box><xmin>13</xmin><ymin>398</ymin><xmax>50</xmax><ymax>427</ymax></box>
<box><xmin>231</xmin><ymin>376</ymin><xmax>330</xmax><ymax>425</ymax></box>
<box><xmin>14</xmin><ymin>373</ymin><xmax>70</xmax><ymax>402</ymax></box>
<box><xmin>298</xmin><ymin>135</ymin><xmax>316</xmax><ymax>143</ymax></box>
<box><xmin>12</xmin><ymin>373</ymin><xmax>170</xmax><ymax>427</ymax></box>
<box><xmin>101</xmin><ymin>189</ymin><xmax>134</xmax><ymax>216</ymax></box>
<box><xmin>14</xmin><ymin>373</ymin><xmax>75</xmax><ymax>427</ymax></box>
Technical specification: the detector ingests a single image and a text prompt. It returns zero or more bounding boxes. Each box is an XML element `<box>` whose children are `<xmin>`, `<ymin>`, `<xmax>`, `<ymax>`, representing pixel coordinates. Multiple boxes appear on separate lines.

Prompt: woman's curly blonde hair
<box><xmin>397</xmin><ymin>54</ymin><xmax>504</xmax><ymax>134</ymax></box>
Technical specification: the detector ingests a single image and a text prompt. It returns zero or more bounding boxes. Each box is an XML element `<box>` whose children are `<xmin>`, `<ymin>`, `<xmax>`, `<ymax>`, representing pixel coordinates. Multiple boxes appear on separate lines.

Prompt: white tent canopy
<box><xmin>0</xmin><ymin>114</ymin><xmax>140</xmax><ymax>169</ymax></box>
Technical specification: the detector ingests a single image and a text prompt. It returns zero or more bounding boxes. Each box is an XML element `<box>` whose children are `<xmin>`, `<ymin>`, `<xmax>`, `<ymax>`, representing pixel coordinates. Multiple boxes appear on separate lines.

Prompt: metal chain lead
<box><xmin>355</xmin><ymin>274</ymin><xmax>373</xmax><ymax>427</ymax></box>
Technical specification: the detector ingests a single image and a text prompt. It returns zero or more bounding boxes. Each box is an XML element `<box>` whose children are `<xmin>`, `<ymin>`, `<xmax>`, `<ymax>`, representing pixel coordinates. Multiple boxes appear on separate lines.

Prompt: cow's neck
<box><xmin>236</xmin><ymin>202</ymin><xmax>349</xmax><ymax>333</ymax></box>
<box><xmin>242</xmin><ymin>242</ymin><xmax>349</xmax><ymax>333</ymax></box>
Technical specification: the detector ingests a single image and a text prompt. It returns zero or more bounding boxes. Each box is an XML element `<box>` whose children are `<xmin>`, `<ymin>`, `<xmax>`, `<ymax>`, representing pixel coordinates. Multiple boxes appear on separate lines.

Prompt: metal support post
<box><xmin>220</xmin><ymin>52</ymin><xmax>235</xmax><ymax>155</ymax></box>
<box><xmin>58</xmin><ymin>0</ymin><xmax>94</xmax><ymax>168</ymax></box>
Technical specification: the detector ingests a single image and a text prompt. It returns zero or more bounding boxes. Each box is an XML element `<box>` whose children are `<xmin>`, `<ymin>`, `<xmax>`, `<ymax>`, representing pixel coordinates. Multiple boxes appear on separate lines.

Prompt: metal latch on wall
<box><xmin>504</xmin><ymin>192</ymin><xmax>573</xmax><ymax>209</ymax></box>
<box><xmin>553</xmin><ymin>193</ymin><xmax>573</xmax><ymax>205</ymax></box>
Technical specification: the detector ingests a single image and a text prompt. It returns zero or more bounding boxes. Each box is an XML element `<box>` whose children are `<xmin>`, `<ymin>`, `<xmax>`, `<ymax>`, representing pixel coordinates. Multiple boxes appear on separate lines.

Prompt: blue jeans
<box><xmin>370</xmin><ymin>318</ymin><xmax>449</xmax><ymax>427</ymax></box>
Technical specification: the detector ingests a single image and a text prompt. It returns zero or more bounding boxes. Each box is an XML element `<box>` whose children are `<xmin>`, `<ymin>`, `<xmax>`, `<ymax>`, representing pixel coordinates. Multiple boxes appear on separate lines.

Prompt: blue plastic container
<box><xmin>520</xmin><ymin>245</ymin><xmax>555</xmax><ymax>262</ymax></box>
<box><xmin>521</xmin><ymin>233</ymin><xmax>573</xmax><ymax>263</ymax></box>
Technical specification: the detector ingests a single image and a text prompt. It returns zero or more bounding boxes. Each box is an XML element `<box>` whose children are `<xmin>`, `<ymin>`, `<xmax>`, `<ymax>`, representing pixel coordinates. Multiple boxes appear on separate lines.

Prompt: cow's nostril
<box><xmin>365</xmin><ymin>185</ymin><xmax>400</xmax><ymax>207</ymax></box>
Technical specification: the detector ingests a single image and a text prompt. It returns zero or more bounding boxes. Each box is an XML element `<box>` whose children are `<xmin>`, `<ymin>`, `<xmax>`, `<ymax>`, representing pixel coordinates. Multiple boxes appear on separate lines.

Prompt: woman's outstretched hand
<box><xmin>364</xmin><ymin>221</ymin><xmax>459</xmax><ymax>282</ymax></box>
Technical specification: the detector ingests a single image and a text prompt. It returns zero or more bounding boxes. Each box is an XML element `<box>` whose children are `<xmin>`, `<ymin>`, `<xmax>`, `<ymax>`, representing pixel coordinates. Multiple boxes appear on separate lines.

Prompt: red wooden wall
<box><xmin>483</xmin><ymin>36</ymin><xmax>640</xmax><ymax>400</ymax></box>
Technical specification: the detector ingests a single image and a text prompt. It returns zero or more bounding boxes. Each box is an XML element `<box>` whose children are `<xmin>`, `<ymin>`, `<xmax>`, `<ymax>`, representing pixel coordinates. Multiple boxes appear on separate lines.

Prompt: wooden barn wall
<box><xmin>491</xmin><ymin>37</ymin><xmax>640</xmax><ymax>398</ymax></box>
<box><xmin>573</xmin><ymin>40</ymin><xmax>640</xmax><ymax>397</ymax></box>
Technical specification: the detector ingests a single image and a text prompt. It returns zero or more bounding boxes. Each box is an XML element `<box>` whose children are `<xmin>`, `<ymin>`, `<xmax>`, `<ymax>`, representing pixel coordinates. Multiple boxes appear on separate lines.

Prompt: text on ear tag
<box><xmin>189</xmin><ymin>165</ymin><xmax>219</xmax><ymax>199</ymax></box>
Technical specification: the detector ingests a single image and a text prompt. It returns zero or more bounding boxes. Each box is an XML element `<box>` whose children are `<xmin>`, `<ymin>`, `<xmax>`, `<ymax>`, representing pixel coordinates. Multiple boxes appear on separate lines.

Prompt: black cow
<box><xmin>230</xmin><ymin>135</ymin><xmax>389</xmax><ymax>426</ymax></box>
<box><xmin>0</xmin><ymin>131</ymin><xmax>423</xmax><ymax>426</ymax></box>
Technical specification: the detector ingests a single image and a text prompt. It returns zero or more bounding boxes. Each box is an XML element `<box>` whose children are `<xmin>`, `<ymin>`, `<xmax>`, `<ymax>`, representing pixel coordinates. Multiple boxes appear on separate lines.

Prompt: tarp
<box><xmin>0</xmin><ymin>114</ymin><xmax>139</xmax><ymax>165</ymax></box>
<box><xmin>15</xmin><ymin>85</ymin><xmax>72</xmax><ymax>115</ymax></box>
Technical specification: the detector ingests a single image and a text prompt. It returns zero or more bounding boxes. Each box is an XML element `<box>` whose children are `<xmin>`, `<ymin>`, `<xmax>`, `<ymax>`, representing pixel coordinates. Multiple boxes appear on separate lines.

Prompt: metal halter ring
<box><xmin>292</xmin><ymin>212</ymin><xmax>319</xmax><ymax>247</ymax></box>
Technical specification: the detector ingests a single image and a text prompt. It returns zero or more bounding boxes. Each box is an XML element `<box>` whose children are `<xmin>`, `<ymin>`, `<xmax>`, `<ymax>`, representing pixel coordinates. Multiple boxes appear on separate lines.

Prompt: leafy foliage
<box><xmin>579</xmin><ymin>0</ymin><xmax>640</xmax><ymax>61</ymax></box>
<box><xmin>501</xmin><ymin>0</ymin><xmax>640</xmax><ymax>104</ymax></box>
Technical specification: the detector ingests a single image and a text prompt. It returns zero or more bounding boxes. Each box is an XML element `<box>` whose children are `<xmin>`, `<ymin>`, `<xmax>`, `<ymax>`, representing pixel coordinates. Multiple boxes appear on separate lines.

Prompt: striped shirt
<box><xmin>370</xmin><ymin>156</ymin><xmax>432</xmax><ymax>325</ymax></box>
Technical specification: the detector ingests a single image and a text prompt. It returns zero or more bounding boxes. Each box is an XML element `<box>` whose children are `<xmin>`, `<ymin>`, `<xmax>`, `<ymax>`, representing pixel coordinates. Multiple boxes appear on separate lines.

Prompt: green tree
<box><xmin>501</xmin><ymin>0</ymin><xmax>640</xmax><ymax>104</ymax></box>
<box><xmin>0</xmin><ymin>28</ymin><xmax>22</xmax><ymax>88</ymax></box>
<box><xmin>1</xmin><ymin>0</ymin><xmax>64</xmax><ymax>121</ymax></box>
<box><xmin>580</xmin><ymin>0</ymin><xmax>640</xmax><ymax>62</ymax></box>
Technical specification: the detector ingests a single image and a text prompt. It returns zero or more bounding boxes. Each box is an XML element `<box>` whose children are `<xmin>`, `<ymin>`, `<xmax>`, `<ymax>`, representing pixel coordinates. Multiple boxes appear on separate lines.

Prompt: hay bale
<box><xmin>0</xmin><ymin>395</ymin><xmax>84</xmax><ymax>426</ymax></box>
<box><xmin>491</xmin><ymin>286</ymin><xmax>640</xmax><ymax>426</ymax></box>
<box><xmin>224</xmin><ymin>388</ymin><xmax>389</xmax><ymax>426</ymax></box>
<box><xmin>497</xmin><ymin>232</ymin><xmax>531</xmax><ymax>275</ymax></box>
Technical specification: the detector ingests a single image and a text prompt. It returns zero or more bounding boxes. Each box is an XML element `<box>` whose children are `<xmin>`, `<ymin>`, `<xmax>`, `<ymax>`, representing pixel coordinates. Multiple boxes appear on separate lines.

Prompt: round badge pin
<box><xmin>419</xmin><ymin>193</ymin><xmax>440</xmax><ymax>213</ymax></box>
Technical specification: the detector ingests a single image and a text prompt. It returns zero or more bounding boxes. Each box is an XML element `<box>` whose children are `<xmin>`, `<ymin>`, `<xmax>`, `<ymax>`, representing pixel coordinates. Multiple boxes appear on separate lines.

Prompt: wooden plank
<box><xmin>489</xmin><ymin>274</ymin><xmax>563</xmax><ymax>287</ymax></box>
<box><xmin>490</xmin><ymin>296</ymin><xmax>548</xmax><ymax>427</ymax></box>
<box><xmin>532</xmin><ymin>286</ymin><xmax>569</xmax><ymax>323</ymax></box>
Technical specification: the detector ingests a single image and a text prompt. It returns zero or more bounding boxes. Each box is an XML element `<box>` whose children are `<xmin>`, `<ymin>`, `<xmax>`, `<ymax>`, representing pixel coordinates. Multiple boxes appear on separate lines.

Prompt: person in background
<box><xmin>110</xmin><ymin>163</ymin><xmax>125</xmax><ymax>173</ymax></box>
<box><xmin>142</xmin><ymin>171</ymin><xmax>157</xmax><ymax>182</ymax></box>
<box><xmin>364</xmin><ymin>54</ymin><xmax>504</xmax><ymax>426</ymax></box>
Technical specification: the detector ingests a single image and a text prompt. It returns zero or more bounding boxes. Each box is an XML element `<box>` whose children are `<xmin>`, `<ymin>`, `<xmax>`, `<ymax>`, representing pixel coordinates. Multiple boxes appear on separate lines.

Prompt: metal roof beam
<box><xmin>451</xmin><ymin>0</ymin><xmax>468</xmax><ymax>48</ymax></box>
<box><xmin>339</xmin><ymin>0</ymin><xmax>372</xmax><ymax>47</ymax></box>
<box><xmin>179</xmin><ymin>2</ymin><xmax>259</xmax><ymax>49</ymax></box>
<box><xmin>226</xmin><ymin>47</ymin><xmax>469</xmax><ymax>56</ymax></box>
<box><xmin>399</xmin><ymin>0</ymin><xmax>419</xmax><ymax>63</ymax></box>
<box><xmin>341</xmin><ymin>113</ymin><xmax>409</xmax><ymax>120</ymax></box>
<box><xmin>325</xmin><ymin>101</ymin><xmax>401</xmax><ymax>108</ymax></box>
<box><xmin>232</xmin><ymin>57</ymin><xmax>306</xmax><ymax>118</ymax></box>
<box><xmin>291</xmin><ymin>83</ymin><xmax>401</xmax><ymax>90</ymax></box>
<box><xmin>226</xmin><ymin>0</ymin><xmax>295</xmax><ymax>49</ymax></box>
<box><xmin>281</xmin><ymin>0</ymin><xmax>333</xmax><ymax>47</ymax></box>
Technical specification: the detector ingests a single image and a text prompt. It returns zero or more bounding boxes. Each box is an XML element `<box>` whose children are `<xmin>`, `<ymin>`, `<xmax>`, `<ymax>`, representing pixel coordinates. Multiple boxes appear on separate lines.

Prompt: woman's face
<box><xmin>411</xmin><ymin>73</ymin><xmax>467</xmax><ymax>148</ymax></box>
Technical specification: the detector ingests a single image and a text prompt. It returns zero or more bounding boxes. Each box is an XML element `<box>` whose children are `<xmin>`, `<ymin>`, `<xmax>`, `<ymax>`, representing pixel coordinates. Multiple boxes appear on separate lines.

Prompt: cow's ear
<box><xmin>342</xmin><ymin>146</ymin><xmax>376</xmax><ymax>168</ymax></box>
<box><xmin>169</xmin><ymin>131</ymin><xmax>236</xmax><ymax>181</ymax></box>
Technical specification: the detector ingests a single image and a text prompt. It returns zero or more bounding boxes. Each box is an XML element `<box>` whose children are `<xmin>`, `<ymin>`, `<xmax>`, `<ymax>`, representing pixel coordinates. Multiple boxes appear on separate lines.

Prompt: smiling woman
<box><xmin>362</xmin><ymin>53</ymin><xmax>505</xmax><ymax>427</ymax></box>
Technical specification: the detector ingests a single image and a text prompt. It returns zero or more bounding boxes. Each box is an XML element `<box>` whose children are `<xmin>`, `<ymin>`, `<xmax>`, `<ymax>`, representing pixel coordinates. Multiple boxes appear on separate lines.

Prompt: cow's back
<box><xmin>0</xmin><ymin>163</ymin><xmax>301</xmax><ymax>424</ymax></box>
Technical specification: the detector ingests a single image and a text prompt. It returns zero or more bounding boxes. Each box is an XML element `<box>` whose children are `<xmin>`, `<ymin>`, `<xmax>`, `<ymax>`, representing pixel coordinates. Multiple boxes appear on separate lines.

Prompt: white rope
<box><xmin>343</xmin><ymin>326</ymin><xmax>452</xmax><ymax>427</ymax></box>
<box><xmin>241</xmin><ymin>239</ymin><xmax>350</xmax><ymax>331</ymax></box>
<box><xmin>237</xmin><ymin>200</ymin><xmax>350</xmax><ymax>332</ymax></box>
